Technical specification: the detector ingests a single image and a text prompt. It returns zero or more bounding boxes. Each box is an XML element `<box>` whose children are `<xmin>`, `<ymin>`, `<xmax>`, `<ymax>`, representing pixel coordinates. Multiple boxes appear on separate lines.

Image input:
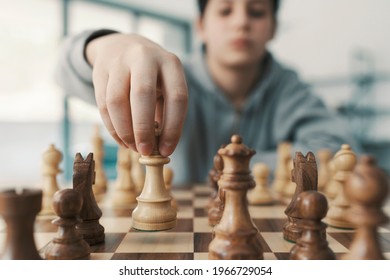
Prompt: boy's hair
<box><xmin>197</xmin><ymin>0</ymin><xmax>280</xmax><ymax>17</ymax></box>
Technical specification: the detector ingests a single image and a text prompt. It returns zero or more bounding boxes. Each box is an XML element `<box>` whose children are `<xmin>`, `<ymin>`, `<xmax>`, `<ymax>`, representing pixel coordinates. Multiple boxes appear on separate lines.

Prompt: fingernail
<box><xmin>138</xmin><ymin>142</ymin><xmax>153</xmax><ymax>155</ymax></box>
<box><xmin>160</xmin><ymin>142</ymin><xmax>175</xmax><ymax>157</ymax></box>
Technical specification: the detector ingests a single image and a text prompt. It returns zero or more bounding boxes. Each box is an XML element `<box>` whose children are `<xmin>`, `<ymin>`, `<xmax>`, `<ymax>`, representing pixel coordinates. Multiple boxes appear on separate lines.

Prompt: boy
<box><xmin>56</xmin><ymin>0</ymin><xmax>359</xmax><ymax>184</ymax></box>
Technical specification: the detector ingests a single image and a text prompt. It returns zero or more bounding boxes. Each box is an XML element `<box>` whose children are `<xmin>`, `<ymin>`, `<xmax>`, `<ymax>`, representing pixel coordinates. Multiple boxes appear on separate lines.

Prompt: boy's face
<box><xmin>197</xmin><ymin>0</ymin><xmax>276</xmax><ymax>67</ymax></box>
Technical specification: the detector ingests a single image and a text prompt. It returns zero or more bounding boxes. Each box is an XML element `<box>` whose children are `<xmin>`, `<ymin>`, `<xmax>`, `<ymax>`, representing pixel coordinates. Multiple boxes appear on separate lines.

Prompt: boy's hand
<box><xmin>86</xmin><ymin>33</ymin><xmax>188</xmax><ymax>156</ymax></box>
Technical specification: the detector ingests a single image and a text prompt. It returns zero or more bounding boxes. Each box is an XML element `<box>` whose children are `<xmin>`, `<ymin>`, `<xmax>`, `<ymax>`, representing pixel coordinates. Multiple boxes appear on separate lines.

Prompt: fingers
<box><xmin>106</xmin><ymin>63</ymin><xmax>135</xmax><ymax>150</ymax></box>
<box><xmin>159</xmin><ymin>54</ymin><xmax>188</xmax><ymax>157</ymax></box>
<box><xmin>92</xmin><ymin>65</ymin><xmax>127</xmax><ymax>148</ymax></box>
<box><xmin>130</xmin><ymin>59</ymin><xmax>158</xmax><ymax>155</ymax></box>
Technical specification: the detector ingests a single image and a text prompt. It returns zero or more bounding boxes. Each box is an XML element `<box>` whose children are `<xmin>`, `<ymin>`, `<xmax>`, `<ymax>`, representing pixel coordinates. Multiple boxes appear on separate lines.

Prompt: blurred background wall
<box><xmin>0</xmin><ymin>0</ymin><xmax>389</xmax><ymax>187</ymax></box>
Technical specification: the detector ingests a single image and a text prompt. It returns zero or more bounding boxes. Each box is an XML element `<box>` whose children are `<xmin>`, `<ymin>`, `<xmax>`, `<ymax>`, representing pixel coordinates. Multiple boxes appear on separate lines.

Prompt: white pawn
<box><xmin>164</xmin><ymin>167</ymin><xmax>177</xmax><ymax>209</ymax></box>
<box><xmin>248</xmin><ymin>163</ymin><xmax>273</xmax><ymax>205</ymax></box>
<box><xmin>92</xmin><ymin>125</ymin><xmax>107</xmax><ymax>201</ymax></box>
<box><xmin>40</xmin><ymin>144</ymin><xmax>62</xmax><ymax>215</ymax></box>
<box><xmin>282</xmin><ymin>158</ymin><xmax>296</xmax><ymax>203</ymax></box>
<box><xmin>132</xmin><ymin>122</ymin><xmax>177</xmax><ymax>231</ymax></box>
<box><xmin>271</xmin><ymin>142</ymin><xmax>291</xmax><ymax>199</ymax></box>
<box><xmin>130</xmin><ymin>150</ymin><xmax>145</xmax><ymax>195</ymax></box>
<box><xmin>112</xmin><ymin>145</ymin><xmax>137</xmax><ymax>208</ymax></box>
<box><xmin>326</xmin><ymin>144</ymin><xmax>357</xmax><ymax>229</ymax></box>
<box><xmin>317</xmin><ymin>149</ymin><xmax>332</xmax><ymax>193</ymax></box>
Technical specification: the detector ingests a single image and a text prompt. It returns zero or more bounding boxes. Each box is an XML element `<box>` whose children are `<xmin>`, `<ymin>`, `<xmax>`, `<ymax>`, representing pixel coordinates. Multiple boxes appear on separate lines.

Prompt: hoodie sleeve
<box><xmin>54</xmin><ymin>29</ymin><xmax>117</xmax><ymax>105</ymax></box>
<box><xmin>273</xmin><ymin>70</ymin><xmax>361</xmax><ymax>157</ymax></box>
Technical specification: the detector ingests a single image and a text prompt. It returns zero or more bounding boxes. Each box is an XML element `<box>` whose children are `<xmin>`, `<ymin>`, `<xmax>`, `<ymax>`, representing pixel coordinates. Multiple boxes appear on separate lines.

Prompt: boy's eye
<box><xmin>219</xmin><ymin>7</ymin><xmax>232</xmax><ymax>16</ymax></box>
<box><xmin>248</xmin><ymin>8</ymin><xmax>266</xmax><ymax>18</ymax></box>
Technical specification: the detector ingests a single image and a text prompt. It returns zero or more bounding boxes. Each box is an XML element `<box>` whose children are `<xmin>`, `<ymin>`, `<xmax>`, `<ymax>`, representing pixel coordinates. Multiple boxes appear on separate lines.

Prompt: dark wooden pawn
<box><xmin>342</xmin><ymin>156</ymin><xmax>389</xmax><ymax>260</ymax></box>
<box><xmin>290</xmin><ymin>191</ymin><xmax>336</xmax><ymax>260</ymax></box>
<box><xmin>44</xmin><ymin>188</ymin><xmax>90</xmax><ymax>260</ymax></box>
<box><xmin>0</xmin><ymin>188</ymin><xmax>42</xmax><ymax>260</ymax></box>
<box><xmin>73</xmin><ymin>153</ymin><xmax>105</xmax><ymax>245</ymax></box>
<box><xmin>283</xmin><ymin>152</ymin><xmax>318</xmax><ymax>242</ymax></box>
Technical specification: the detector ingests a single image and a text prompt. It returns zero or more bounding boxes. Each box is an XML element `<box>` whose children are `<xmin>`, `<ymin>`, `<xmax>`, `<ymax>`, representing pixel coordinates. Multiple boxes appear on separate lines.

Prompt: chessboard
<box><xmin>1</xmin><ymin>184</ymin><xmax>389</xmax><ymax>260</ymax></box>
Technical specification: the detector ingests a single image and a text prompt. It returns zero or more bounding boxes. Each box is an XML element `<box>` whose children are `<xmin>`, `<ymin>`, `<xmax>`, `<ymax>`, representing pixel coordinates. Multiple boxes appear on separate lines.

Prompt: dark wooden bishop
<box><xmin>208</xmin><ymin>135</ymin><xmax>263</xmax><ymax>260</ymax></box>
<box><xmin>289</xmin><ymin>191</ymin><xmax>336</xmax><ymax>260</ymax></box>
<box><xmin>342</xmin><ymin>156</ymin><xmax>389</xmax><ymax>260</ymax></box>
<box><xmin>44</xmin><ymin>188</ymin><xmax>90</xmax><ymax>259</ymax></box>
<box><xmin>73</xmin><ymin>153</ymin><xmax>105</xmax><ymax>245</ymax></box>
<box><xmin>0</xmin><ymin>188</ymin><xmax>42</xmax><ymax>260</ymax></box>
<box><xmin>283</xmin><ymin>151</ymin><xmax>318</xmax><ymax>242</ymax></box>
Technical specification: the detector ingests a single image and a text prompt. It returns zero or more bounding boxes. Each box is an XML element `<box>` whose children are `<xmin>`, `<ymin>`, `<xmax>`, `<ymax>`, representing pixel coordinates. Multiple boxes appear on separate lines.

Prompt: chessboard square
<box><xmin>172</xmin><ymin>189</ymin><xmax>193</xmax><ymax>200</ymax></box>
<box><xmin>261</xmin><ymin>232</ymin><xmax>294</xmax><ymax>253</ymax></box>
<box><xmin>194</xmin><ymin>252</ymin><xmax>208</xmax><ymax>260</ymax></box>
<box><xmin>327</xmin><ymin>232</ymin><xmax>353</xmax><ymax>251</ymax></box>
<box><xmin>264</xmin><ymin>252</ymin><xmax>278</xmax><ymax>260</ymax></box>
<box><xmin>194</xmin><ymin>208</ymin><xmax>208</xmax><ymax>217</ymax></box>
<box><xmin>194</xmin><ymin>185</ymin><xmax>212</xmax><ymax>195</ymax></box>
<box><xmin>249</xmin><ymin>205</ymin><xmax>286</xmax><ymax>219</ymax></box>
<box><xmin>117</xmin><ymin>232</ymin><xmax>193</xmax><ymax>253</ymax></box>
<box><xmin>167</xmin><ymin>218</ymin><xmax>193</xmax><ymax>232</ymax></box>
<box><xmin>34</xmin><ymin>232</ymin><xmax>57</xmax><ymax>251</ymax></box>
<box><xmin>194</xmin><ymin>232</ymin><xmax>212</xmax><ymax>252</ymax></box>
<box><xmin>194</xmin><ymin>217</ymin><xmax>213</xmax><ymax>233</ymax></box>
<box><xmin>90</xmin><ymin>233</ymin><xmax>127</xmax><ymax>253</ymax></box>
<box><xmin>111</xmin><ymin>252</ymin><xmax>194</xmax><ymax>260</ymax></box>
<box><xmin>101</xmin><ymin>206</ymin><xmax>134</xmax><ymax>218</ymax></box>
<box><xmin>177</xmin><ymin>199</ymin><xmax>192</xmax><ymax>207</ymax></box>
<box><xmin>253</xmin><ymin>218</ymin><xmax>285</xmax><ymax>232</ymax></box>
<box><xmin>326</xmin><ymin>234</ymin><xmax>349</xmax><ymax>253</ymax></box>
<box><xmin>193</xmin><ymin>197</ymin><xmax>209</xmax><ymax>208</ymax></box>
<box><xmin>100</xmin><ymin>217</ymin><xmax>132</xmax><ymax>233</ymax></box>
<box><xmin>91</xmin><ymin>253</ymin><xmax>114</xmax><ymax>260</ymax></box>
<box><xmin>177</xmin><ymin>206</ymin><xmax>194</xmax><ymax>219</ymax></box>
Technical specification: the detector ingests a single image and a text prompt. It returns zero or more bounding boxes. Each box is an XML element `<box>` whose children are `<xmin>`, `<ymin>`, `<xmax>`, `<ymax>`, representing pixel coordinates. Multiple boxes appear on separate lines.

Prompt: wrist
<box><xmin>84</xmin><ymin>29</ymin><xmax>118</xmax><ymax>66</ymax></box>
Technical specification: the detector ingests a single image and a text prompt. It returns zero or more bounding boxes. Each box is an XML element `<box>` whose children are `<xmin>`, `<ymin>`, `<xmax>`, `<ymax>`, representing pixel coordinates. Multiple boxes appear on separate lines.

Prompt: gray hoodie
<box><xmin>56</xmin><ymin>30</ymin><xmax>360</xmax><ymax>184</ymax></box>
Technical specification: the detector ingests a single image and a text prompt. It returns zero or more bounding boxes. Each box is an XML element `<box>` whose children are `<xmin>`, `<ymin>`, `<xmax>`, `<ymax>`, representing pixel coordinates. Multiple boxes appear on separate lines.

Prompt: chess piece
<box><xmin>164</xmin><ymin>166</ymin><xmax>177</xmax><ymax>209</ymax></box>
<box><xmin>131</xmin><ymin>122</ymin><xmax>177</xmax><ymax>231</ymax></box>
<box><xmin>326</xmin><ymin>144</ymin><xmax>357</xmax><ymax>229</ymax></box>
<box><xmin>130</xmin><ymin>150</ymin><xmax>145</xmax><ymax>195</ymax></box>
<box><xmin>283</xmin><ymin>151</ymin><xmax>318</xmax><ymax>243</ymax></box>
<box><xmin>247</xmin><ymin>162</ymin><xmax>273</xmax><ymax>205</ymax></box>
<box><xmin>0</xmin><ymin>188</ymin><xmax>42</xmax><ymax>260</ymax></box>
<box><xmin>282</xmin><ymin>158</ymin><xmax>295</xmax><ymax>203</ymax></box>
<box><xmin>92</xmin><ymin>125</ymin><xmax>107</xmax><ymax>200</ymax></box>
<box><xmin>342</xmin><ymin>156</ymin><xmax>389</xmax><ymax>260</ymax></box>
<box><xmin>271</xmin><ymin>142</ymin><xmax>291</xmax><ymax>198</ymax></box>
<box><xmin>40</xmin><ymin>144</ymin><xmax>62</xmax><ymax>215</ymax></box>
<box><xmin>73</xmin><ymin>153</ymin><xmax>105</xmax><ymax>245</ymax></box>
<box><xmin>324</xmin><ymin>158</ymin><xmax>338</xmax><ymax>199</ymax></box>
<box><xmin>209</xmin><ymin>135</ymin><xmax>263</xmax><ymax>260</ymax></box>
<box><xmin>317</xmin><ymin>149</ymin><xmax>332</xmax><ymax>193</ymax></box>
<box><xmin>208</xmin><ymin>150</ymin><xmax>225</xmax><ymax>226</ymax></box>
<box><xmin>290</xmin><ymin>191</ymin><xmax>336</xmax><ymax>260</ymax></box>
<box><xmin>44</xmin><ymin>188</ymin><xmax>90</xmax><ymax>260</ymax></box>
<box><xmin>112</xmin><ymin>145</ymin><xmax>137</xmax><ymax>207</ymax></box>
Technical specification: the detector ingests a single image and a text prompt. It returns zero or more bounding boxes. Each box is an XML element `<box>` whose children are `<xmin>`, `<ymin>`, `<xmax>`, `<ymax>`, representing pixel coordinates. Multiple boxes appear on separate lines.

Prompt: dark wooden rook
<box><xmin>0</xmin><ymin>188</ymin><xmax>42</xmax><ymax>260</ymax></box>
